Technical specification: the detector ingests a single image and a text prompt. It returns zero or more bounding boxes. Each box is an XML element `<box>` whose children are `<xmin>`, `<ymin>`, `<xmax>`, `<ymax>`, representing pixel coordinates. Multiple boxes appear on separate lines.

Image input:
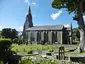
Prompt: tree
<box><xmin>1</xmin><ymin>28</ymin><xmax>11</xmax><ymax>38</ymax></box>
<box><xmin>72</xmin><ymin>28</ymin><xmax>80</xmax><ymax>41</ymax></box>
<box><xmin>76</xmin><ymin>28</ymin><xmax>80</xmax><ymax>40</ymax></box>
<box><xmin>11</xmin><ymin>29</ymin><xmax>18</xmax><ymax>40</ymax></box>
<box><xmin>52</xmin><ymin>0</ymin><xmax>85</xmax><ymax>52</ymax></box>
<box><xmin>72</xmin><ymin>28</ymin><xmax>77</xmax><ymax>40</ymax></box>
<box><xmin>1</xmin><ymin>28</ymin><xmax>18</xmax><ymax>40</ymax></box>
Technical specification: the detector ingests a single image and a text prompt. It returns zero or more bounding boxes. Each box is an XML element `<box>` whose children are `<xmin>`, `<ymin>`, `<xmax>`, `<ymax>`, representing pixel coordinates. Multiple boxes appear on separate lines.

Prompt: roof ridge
<box><xmin>33</xmin><ymin>24</ymin><xmax>63</xmax><ymax>27</ymax></box>
<box><xmin>27</xmin><ymin>24</ymin><xmax>64</xmax><ymax>31</ymax></box>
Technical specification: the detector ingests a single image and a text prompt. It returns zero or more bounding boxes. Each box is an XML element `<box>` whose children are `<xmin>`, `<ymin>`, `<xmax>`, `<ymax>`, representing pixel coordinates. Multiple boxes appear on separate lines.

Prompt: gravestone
<box><xmin>46</xmin><ymin>52</ymin><xmax>52</xmax><ymax>56</ymax></box>
<box><xmin>58</xmin><ymin>46</ymin><xmax>65</xmax><ymax>60</ymax></box>
<box><xmin>32</xmin><ymin>50</ymin><xmax>39</xmax><ymax>54</ymax></box>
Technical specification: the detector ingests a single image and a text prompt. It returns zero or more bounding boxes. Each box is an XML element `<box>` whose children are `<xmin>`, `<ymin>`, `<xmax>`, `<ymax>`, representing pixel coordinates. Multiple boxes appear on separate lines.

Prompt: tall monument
<box><xmin>23</xmin><ymin>6</ymin><xmax>33</xmax><ymax>41</ymax></box>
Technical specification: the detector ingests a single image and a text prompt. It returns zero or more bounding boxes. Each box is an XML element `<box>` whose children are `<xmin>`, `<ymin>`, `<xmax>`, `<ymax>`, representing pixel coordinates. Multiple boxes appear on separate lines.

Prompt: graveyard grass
<box><xmin>10</xmin><ymin>44</ymin><xmax>85</xmax><ymax>64</ymax></box>
<box><xmin>11</xmin><ymin>44</ymin><xmax>78</xmax><ymax>54</ymax></box>
<box><xmin>11</xmin><ymin>44</ymin><xmax>59</xmax><ymax>52</ymax></box>
<box><xmin>11</xmin><ymin>43</ymin><xmax>85</xmax><ymax>56</ymax></box>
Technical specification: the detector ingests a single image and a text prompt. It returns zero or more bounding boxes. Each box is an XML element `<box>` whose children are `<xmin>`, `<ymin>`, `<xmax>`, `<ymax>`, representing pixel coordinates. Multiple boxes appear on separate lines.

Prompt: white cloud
<box><xmin>33</xmin><ymin>14</ymin><xmax>36</xmax><ymax>18</ymax></box>
<box><xmin>50</xmin><ymin>10</ymin><xmax>62</xmax><ymax>20</ymax></box>
<box><xmin>83</xmin><ymin>15</ymin><xmax>85</xmax><ymax>20</ymax></box>
<box><xmin>24</xmin><ymin>0</ymin><xmax>36</xmax><ymax>7</ymax></box>
<box><xmin>12</xmin><ymin>26</ymin><xmax>23</xmax><ymax>31</ymax></box>
<box><xmin>25</xmin><ymin>0</ymin><xmax>28</xmax><ymax>3</ymax></box>
<box><xmin>24</xmin><ymin>0</ymin><xmax>30</xmax><ymax>5</ymax></box>
<box><xmin>31</xmin><ymin>2</ymin><xmax>36</xmax><ymax>6</ymax></box>
<box><xmin>20</xmin><ymin>26</ymin><xmax>23</xmax><ymax>31</ymax></box>
<box><xmin>0</xmin><ymin>26</ymin><xmax>3</xmax><ymax>28</ymax></box>
<box><xmin>64</xmin><ymin>24</ymin><xmax>71</xmax><ymax>27</ymax></box>
<box><xmin>0</xmin><ymin>26</ymin><xmax>3</xmax><ymax>30</ymax></box>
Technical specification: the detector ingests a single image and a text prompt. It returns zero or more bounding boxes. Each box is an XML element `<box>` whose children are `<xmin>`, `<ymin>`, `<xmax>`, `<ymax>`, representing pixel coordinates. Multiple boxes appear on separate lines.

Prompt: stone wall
<box><xmin>26</xmin><ymin>30</ymin><xmax>71</xmax><ymax>44</ymax></box>
<box><xmin>57</xmin><ymin>31</ymin><xmax>62</xmax><ymax>44</ymax></box>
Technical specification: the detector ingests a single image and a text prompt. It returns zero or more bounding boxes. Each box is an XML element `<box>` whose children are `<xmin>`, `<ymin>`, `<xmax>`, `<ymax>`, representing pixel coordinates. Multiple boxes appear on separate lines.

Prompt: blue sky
<box><xmin>0</xmin><ymin>0</ymin><xmax>83</xmax><ymax>31</ymax></box>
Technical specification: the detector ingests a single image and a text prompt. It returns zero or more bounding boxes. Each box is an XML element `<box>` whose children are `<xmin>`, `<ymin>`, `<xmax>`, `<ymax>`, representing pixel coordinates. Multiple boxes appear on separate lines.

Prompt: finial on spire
<box><xmin>71</xmin><ymin>22</ymin><xmax>72</xmax><ymax>26</ymax></box>
<box><xmin>28</xmin><ymin>6</ymin><xmax>31</xmax><ymax>14</ymax></box>
<box><xmin>70</xmin><ymin>22</ymin><xmax>72</xmax><ymax>29</ymax></box>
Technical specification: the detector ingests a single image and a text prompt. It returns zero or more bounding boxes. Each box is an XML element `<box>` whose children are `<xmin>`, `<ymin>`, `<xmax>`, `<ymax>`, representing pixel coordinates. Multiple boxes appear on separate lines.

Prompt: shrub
<box><xmin>27</xmin><ymin>50</ymin><xmax>33</xmax><ymax>54</ymax></box>
<box><xmin>23</xmin><ymin>48</ymin><xmax>26</xmax><ymax>52</ymax></box>
<box><xmin>39</xmin><ymin>59</ymin><xmax>56</xmax><ymax>64</ymax></box>
<box><xmin>16</xmin><ymin>49</ymin><xmax>19</xmax><ymax>52</ymax></box>
<box><xmin>19</xmin><ymin>58</ymin><xmax>80</xmax><ymax>64</ymax></box>
<box><xmin>79</xmin><ymin>62</ymin><xmax>82</xmax><ymax>64</ymax></box>
<box><xmin>19</xmin><ymin>59</ymin><xmax>34</xmax><ymax>64</ymax></box>
<box><xmin>0</xmin><ymin>61</ymin><xmax>3</xmax><ymax>64</ymax></box>
<box><xmin>12</xmin><ymin>38</ymin><xmax>18</xmax><ymax>44</ymax></box>
<box><xmin>48</xmin><ymin>49</ymin><xmax>54</xmax><ymax>52</ymax></box>
<box><xmin>0</xmin><ymin>38</ymin><xmax>11</xmax><ymax>52</ymax></box>
<box><xmin>19</xmin><ymin>59</ymin><xmax>57</xmax><ymax>64</ymax></box>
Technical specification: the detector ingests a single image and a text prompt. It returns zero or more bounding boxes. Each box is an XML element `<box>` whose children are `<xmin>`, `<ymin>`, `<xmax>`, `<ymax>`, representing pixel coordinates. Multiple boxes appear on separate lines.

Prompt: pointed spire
<box><xmin>28</xmin><ymin>6</ymin><xmax>31</xmax><ymax>14</ymax></box>
<box><xmin>71</xmin><ymin>22</ymin><xmax>72</xmax><ymax>28</ymax></box>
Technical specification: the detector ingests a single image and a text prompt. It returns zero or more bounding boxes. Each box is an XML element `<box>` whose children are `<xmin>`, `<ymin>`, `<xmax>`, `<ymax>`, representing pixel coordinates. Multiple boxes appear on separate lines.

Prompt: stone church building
<box><xmin>23</xmin><ymin>7</ymin><xmax>72</xmax><ymax>44</ymax></box>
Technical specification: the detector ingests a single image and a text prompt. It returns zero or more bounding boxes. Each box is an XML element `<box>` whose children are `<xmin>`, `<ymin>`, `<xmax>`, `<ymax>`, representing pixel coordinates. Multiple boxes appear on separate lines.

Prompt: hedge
<box><xmin>0</xmin><ymin>38</ymin><xmax>11</xmax><ymax>52</ymax></box>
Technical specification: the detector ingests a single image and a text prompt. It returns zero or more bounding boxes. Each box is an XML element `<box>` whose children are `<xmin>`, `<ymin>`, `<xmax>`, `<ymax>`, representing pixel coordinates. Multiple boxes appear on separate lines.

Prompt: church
<box><xmin>23</xmin><ymin>7</ymin><xmax>72</xmax><ymax>44</ymax></box>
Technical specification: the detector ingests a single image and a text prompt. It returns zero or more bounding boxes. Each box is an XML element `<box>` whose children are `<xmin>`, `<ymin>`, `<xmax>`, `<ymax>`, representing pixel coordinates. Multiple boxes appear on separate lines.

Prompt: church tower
<box><xmin>23</xmin><ymin>6</ymin><xmax>33</xmax><ymax>41</ymax></box>
<box><xmin>25</xmin><ymin>6</ymin><xmax>33</xmax><ymax>28</ymax></box>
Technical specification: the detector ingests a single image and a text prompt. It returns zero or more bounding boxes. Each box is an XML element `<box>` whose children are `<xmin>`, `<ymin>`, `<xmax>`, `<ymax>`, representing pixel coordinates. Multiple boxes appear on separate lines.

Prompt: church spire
<box><xmin>28</xmin><ymin>6</ymin><xmax>31</xmax><ymax>14</ymax></box>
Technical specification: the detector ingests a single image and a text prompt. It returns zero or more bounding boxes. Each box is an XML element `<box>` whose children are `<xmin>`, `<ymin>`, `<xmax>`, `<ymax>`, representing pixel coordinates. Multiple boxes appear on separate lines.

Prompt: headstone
<box><xmin>29</xmin><ymin>56</ymin><xmax>36</xmax><ymax>61</ymax></box>
<box><xmin>46</xmin><ymin>52</ymin><xmax>52</xmax><ymax>56</ymax></box>
<box><xmin>17</xmin><ymin>52</ymin><xmax>27</xmax><ymax>56</ymax></box>
<box><xmin>32</xmin><ymin>50</ymin><xmax>39</xmax><ymax>54</ymax></box>
<box><xmin>58</xmin><ymin>46</ymin><xmax>65</xmax><ymax>60</ymax></box>
<box><xmin>41</xmin><ymin>55</ymin><xmax>47</xmax><ymax>58</ymax></box>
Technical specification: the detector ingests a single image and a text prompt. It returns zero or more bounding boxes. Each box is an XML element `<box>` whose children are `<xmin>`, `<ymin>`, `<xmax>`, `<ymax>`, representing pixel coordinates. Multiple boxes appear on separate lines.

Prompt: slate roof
<box><xmin>66</xmin><ymin>27</ymin><xmax>71</xmax><ymax>30</ymax></box>
<box><xmin>26</xmin><ymin>25</ymin><xmax>64</xmax><ymax>31</ymax></box>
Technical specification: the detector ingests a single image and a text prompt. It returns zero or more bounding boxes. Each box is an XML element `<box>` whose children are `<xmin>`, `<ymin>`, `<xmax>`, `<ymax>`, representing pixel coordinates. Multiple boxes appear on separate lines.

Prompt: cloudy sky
<box><xmin>0</xmin><ymin>0</ymin><xmax>83</xmax><ymax>31</ymax></box>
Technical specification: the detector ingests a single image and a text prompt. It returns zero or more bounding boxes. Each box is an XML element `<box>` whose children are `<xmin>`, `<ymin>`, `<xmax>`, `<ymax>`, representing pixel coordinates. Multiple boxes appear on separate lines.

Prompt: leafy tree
<box><xmin>1</xmin><ymin>28</ymin><xmax>18</xmax><ymax>40</ymax></box>
<box><xmin>72</xmin><ymin>28</ymin><xmax>80</xmax><ymax>41</ymax></box>
<box><xmin>11</xmin><ymin>29</ymin><xmax>18</xmax><ymax>40</ymax></box>
<box><xmin>0</xmin><ymin>31</ymin><xmax>2</xmax><ymax>37</ymax></box>
<box><xmin>1</xmin><ymin>28</ymin><xmax>11</xmax><ymax>38</ymax></box>
<box><xmin>52</xmin><ymin>0</ymin><xmax>85</xmax><ymax>52</ymax></box>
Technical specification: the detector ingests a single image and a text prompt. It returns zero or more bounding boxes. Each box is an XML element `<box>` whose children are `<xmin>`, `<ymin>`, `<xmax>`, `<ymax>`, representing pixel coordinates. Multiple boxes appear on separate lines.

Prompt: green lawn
<box><xmin>11</xmin><ymin>44</ymin><xmax>60</xmax><ymax>52</ymax></box>
<box><xmin>11</xmin><ymin>44</ymin><xmax>78</xmax><ymax>53</ymax></box>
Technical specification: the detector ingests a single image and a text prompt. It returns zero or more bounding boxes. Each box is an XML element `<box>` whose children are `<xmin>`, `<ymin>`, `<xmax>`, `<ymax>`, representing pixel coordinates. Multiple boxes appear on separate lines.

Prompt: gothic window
<box><xmin>37</xmin><ymin>31</ymin><xmax>41</xmax><ymax>41</ymax></box>
<box><xmin>52</xmin><ymin>31</ymin><xmax>57</xmax><ymax>43</ymax></box>
<box><xmin>31</xmin><ymin>31</ymin><xmax>35</xmax><ymax>41</ymax></box>
<box><xmin>44</xmin><ymin>31</ymin><xmax>48</xmax><ymax>42</ymax></box>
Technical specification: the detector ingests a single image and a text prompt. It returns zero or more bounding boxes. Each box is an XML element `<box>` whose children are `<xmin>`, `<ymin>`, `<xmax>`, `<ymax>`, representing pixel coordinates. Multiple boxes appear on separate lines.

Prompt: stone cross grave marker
<box><xmin>59</xmin><ymin>46</ymin><xmax>65</xmax><ymax>60</ymax></box>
